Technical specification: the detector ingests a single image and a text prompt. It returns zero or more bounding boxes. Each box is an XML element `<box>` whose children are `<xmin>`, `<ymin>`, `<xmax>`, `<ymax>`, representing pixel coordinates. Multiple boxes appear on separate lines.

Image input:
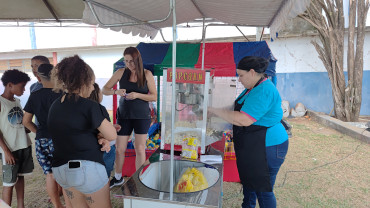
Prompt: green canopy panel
<box><xmin>154</xmin><ymin>43</ymin><xmax>201</xmax><ymax>76</ymax></box>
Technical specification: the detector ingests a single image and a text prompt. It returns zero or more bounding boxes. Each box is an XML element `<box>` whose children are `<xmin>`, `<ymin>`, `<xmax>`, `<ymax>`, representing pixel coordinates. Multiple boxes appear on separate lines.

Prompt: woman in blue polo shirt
<box><xmin>209</xmin><ymin>56</ymin><xmax>288</xmax><ymax>208</ymax></box>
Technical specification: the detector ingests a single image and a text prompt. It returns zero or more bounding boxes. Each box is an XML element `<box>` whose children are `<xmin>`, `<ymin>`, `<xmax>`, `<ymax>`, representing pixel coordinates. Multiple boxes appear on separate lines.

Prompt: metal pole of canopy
<box><xmin>200</xmin><ymin>17</ymin><xmax>207</xmax><ymax>154</ymax></box>
<box><xmin>201</xmin><ymin>71</ymin><xmax>210</xmax><ymax>154</ymax></box>
<box><xmin>201</xmin><ymin>17</ymin><xmax>206</xmax><ymax>70</ymax></box>
<box><xmin>156</xmin><ymin>76</ymin><xmax>160</xmax><ymax>122</ymax></box>
<box><xmin>169</xmin><ymin>0</ymin><xmax>176</xmax><ymax>201</ymax></box>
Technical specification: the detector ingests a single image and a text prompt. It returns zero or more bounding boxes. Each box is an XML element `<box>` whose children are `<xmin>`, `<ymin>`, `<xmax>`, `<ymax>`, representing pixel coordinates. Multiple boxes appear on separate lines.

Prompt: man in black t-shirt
<box><xmin>23</xmin><ymin>64</ymin><xmax>64</xmax><ymax>208</ymax></box>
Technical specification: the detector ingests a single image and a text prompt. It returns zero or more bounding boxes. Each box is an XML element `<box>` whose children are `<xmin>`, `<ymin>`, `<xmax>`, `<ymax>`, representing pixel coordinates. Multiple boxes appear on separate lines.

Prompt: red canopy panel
<box><xmin>194</xmin><ymin>42</ymin><xmax>236</xmax><ymax>77</ymax></box>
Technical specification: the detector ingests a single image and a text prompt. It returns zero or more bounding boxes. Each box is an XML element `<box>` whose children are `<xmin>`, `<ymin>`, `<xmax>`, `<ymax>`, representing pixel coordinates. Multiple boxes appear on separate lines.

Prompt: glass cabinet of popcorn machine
<box><xmin>161</xmin><ymin>67</ymin><xmax>216</xmax><ymax>154</ymax></box>
<box><xmin>159</xmin><ymin>68</ymin><xmax>236</xmax><ymax>154</ymax></box>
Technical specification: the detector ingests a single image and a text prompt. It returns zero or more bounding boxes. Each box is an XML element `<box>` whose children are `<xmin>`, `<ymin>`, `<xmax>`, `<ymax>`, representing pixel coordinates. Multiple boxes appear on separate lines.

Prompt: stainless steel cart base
<box><xmin>114</xmin><ymin>146</ymin><xmax>224</xmax><ymax>208</ymax></box>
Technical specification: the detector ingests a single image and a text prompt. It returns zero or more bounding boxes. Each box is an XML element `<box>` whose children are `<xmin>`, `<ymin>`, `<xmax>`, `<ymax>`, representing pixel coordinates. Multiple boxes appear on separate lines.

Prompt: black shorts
<box><xmin>1</xmin><ymin>146</ymin><xmax>34</xmax><ymax>186</ymax></box>
<box><xmin>117</xmin><ymin>119</ymin><xmax>151</xmax><ymax>135</ymax></box>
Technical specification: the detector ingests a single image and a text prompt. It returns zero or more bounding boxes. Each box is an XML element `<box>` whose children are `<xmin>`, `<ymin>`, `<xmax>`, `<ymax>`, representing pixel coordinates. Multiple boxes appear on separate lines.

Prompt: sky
<box><xmin>0</xmin><ymin>24</ymin><xmax>258</xmax><ymax>52</ymax></box>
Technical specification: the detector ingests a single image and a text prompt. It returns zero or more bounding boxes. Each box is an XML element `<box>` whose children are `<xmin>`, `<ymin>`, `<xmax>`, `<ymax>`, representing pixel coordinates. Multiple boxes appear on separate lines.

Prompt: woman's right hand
<box><xmin>115</xmin><ymin>89</ymin><xmax>126</xmax><ymax>97</ymax></box>
<box><xmin>98</xmin><ymin>138</ymin><xmax>111</xmax><ymax>153</ymax></box>
<box><xmin>113</xmin><ymin>124</ymin><xmax>121</xmax><ymax>132</ymax></box>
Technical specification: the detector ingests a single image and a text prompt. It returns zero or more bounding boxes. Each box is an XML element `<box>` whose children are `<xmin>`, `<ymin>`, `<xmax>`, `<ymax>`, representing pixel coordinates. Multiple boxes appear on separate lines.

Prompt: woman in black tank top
<box><xmin>102</xmin><ymin>47</ymin><xmax>157</xmax><ymax>187</ymax></box>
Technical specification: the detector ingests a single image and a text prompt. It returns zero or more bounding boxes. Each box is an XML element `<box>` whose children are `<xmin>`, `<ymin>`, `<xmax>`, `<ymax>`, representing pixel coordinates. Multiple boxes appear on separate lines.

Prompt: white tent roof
<box><xmin>0</xmin><ymin>0</ymin><xmax>311</xmax><ymax>39</ymax></box>
<box><xmin>0</xmin><ymin>0</ymin><xmax>84</xmax><ymax>21</ymax></box>
<box><xmin>82</xmin><ymin>0</ymin><xmax>311</xmax><ymax>39</ymax></box>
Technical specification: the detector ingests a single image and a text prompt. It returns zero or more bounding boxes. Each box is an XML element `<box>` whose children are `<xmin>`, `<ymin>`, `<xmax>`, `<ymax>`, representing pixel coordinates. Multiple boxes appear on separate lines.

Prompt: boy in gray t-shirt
<box><xmin>0</xmin><ymin>69</ymin><xmax>34</xmax><ymax>207</ymax></box>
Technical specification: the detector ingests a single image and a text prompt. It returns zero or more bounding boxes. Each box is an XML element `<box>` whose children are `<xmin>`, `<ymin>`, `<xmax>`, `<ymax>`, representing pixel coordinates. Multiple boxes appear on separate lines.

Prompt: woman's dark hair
<box><xmin>237</xmin><ymin>56</ymin><xmax>269</xmax><ymax>74</ymax></box>
<box><xmin>38</xmin><ymin>64</ymin><xmax>53</xmax><ymax>81</ymax></box>
<box><xmin>52</xmin><ymin>55</ymin><xmax>94</xmax><ymax>96</ymax></box>
<box><xmin>124</xmin><ymin>47</ymin><xmax>146</xmax><ymax>87</ymax></box>
<box><xmin>1</xmin><ymin>69</ymin><xmax>30</xmax><ymax>86</ymax></box>
<box><xmin>88</xmin><ymin>83</ymin><xmax>101</xmax><ymax>103</ymax></box>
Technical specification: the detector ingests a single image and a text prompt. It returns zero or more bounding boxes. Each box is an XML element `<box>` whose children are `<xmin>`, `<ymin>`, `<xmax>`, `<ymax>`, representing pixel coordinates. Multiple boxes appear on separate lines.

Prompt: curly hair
<box><xmin>1</xmin><ymin>69</ymin><xmax>31</xmax><ymax>86</ymax></box>
<box><xmin>52</xmin><ymin>55</ymin><xmax>94</xmax><ymax>97</ymax></box>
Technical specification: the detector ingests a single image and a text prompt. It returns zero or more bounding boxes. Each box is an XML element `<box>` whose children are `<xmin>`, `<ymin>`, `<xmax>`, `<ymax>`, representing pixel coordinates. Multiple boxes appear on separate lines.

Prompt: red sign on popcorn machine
<box><xmin>167</xmin><ymin>68</ymin><xmax>206</xmax><ymax>84</ymax></box>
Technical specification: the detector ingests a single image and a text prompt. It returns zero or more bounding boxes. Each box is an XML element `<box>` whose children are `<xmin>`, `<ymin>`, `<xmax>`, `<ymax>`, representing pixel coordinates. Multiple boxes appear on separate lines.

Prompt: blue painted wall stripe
<box><xmin>277</xmin><ymin>71</ymin><xmax>370</xmax><ymax>115</ymax></box>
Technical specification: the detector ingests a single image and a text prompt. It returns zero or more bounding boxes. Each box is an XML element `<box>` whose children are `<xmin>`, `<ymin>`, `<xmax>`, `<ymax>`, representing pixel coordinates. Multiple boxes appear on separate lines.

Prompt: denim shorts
<box><xmin>52</xmin><ymin>160</ymin><xmax>108</xmax><ymax>194</ymax></box>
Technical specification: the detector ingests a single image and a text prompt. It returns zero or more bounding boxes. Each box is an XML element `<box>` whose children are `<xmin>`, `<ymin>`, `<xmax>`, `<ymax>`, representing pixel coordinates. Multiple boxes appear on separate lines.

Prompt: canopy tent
<box><xmin>82</xmin><ymin>0</ymin><xmax>311</xmax><ymax>39</ymax></box>
<box><xmin>114</xmin><ymin>41</ymin><xmax>277</xmax><ymax>77</ymax></box>
<box><xmin>1</xmin><ymin>0</ymin><xmax>311</xmax><ymax>40</ymax></box>
<box><xmin>0</xmin><ymin>0</ymin><xmax>84</xmax><ymax>24</ymax></box>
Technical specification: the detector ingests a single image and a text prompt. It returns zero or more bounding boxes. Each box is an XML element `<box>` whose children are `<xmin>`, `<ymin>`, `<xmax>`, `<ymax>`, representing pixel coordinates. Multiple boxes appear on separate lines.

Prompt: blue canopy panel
<box><xmin>233</xmin><ymin>41</ymin><xmax>277</xmax><ymax>77</ymax></box>
<box><xmin>137</xmin><ymin>42</ymin><xmax>170</xmax><ymax>73</ymax></box>
<box><xmin>113</xmin><ymin>43</ymin><xmax>169</xmax><ymax>73</ymax></box>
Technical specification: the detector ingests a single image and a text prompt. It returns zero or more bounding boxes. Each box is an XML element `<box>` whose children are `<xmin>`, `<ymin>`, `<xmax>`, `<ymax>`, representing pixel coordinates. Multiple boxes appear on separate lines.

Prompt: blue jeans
<box><xmin>103</xmin><ymin>145</ymin><xmax>116</xmax><ymax>177</ymax></box>
<box><xmin>242</xmin><ymin>139</ymin><xmax>289</xmax><ymax>208</ymax></box>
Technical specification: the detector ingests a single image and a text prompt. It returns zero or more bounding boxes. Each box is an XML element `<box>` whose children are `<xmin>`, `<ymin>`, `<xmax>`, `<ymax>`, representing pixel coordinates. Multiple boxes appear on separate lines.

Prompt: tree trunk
<box><xmin>351</xmin><ymin>0</ymin><xmax>369</xmax><ymax>121</ymax></box>
<box><xmin>345</xmin><ymin>0</ymin><xmax>356</xmax><ymax>121</ymax></box>
<box><xmin>299</xmin><ymin>0</ymin><xmax>369</xmax><ymax>121</ymax></box>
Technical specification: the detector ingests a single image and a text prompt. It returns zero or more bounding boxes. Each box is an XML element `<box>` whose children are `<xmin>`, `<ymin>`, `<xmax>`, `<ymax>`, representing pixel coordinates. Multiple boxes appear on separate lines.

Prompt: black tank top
<box><xmin>118</xmin><ymin>69</ymin><xmax>150</xmax><ymax>119</ymax></box>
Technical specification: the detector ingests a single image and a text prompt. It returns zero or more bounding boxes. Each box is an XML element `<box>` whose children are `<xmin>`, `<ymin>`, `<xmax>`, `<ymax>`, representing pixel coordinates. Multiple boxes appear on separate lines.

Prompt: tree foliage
<box><xmin>299</xmin><ymin>0</ymin><xmax>369</xmax><ymax>121</ymax></box>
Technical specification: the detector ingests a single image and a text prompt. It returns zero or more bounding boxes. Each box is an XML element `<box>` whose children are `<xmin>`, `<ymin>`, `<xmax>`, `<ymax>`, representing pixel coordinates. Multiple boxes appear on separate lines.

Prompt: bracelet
<box><xmin>114</xmin><ymin>90</ymin><xmax>117</xmax><ymax>95</ymax></box>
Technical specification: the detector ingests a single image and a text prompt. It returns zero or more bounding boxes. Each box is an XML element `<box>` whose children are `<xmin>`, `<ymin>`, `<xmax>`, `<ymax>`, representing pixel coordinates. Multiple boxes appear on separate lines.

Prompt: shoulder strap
<box><xmin>236</xmin><ymin>77</ymin><xmax>265</xmax><ymax>104</ymax></box>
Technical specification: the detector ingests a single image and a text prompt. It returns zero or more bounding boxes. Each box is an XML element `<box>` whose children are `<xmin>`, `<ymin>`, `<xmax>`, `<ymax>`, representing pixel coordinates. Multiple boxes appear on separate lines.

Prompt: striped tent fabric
<box><xmin>114</xmin><ymin>41</ymin><xmax>277</xmax><ymax>77</ymax></box>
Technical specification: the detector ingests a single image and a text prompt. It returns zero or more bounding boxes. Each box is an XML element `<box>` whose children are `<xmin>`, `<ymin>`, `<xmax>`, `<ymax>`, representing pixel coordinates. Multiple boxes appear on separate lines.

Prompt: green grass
<box><xmin>271</xmin><ymin>118</ymin><xmax>370</xmax><ymax>208</ymax></box>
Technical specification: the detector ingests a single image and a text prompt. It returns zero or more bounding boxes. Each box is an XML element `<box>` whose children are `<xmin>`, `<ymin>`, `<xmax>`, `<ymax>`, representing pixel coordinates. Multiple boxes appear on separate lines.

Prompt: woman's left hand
<box><xmin>125</xmin><ymin>92</ymin><xmax>138</xmax><ymax>100</ymax></box>
<box><xmin>98</xmin><ymin>138</ymin><xmax>111</xmax><ymax>153</ymax></box>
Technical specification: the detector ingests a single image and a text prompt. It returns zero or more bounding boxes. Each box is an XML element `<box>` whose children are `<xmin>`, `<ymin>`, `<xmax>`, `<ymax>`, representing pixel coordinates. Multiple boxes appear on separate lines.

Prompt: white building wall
<box><xmin>268</xmin><ymin>32</ymin><xmax>370</xmax><ymax>73</ymax></box>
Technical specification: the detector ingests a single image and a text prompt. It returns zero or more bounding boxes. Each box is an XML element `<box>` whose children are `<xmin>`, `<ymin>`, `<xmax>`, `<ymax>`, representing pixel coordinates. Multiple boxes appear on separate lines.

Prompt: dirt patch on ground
<box><xmin>1</xmin><ymin>117</ymin><xmax>369</xmax><ymax>207</ymax></box>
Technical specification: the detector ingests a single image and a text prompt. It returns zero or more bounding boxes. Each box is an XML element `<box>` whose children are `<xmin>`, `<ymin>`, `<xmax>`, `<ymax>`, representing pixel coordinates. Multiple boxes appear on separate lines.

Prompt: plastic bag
<box><xmin>181</xmin><ymin>137</ymin><xmax>199</xmax><ymax>160</ymax></box>
<box><xmin>174</xmin><ymin>167</ymin><xmax>209</xmax><ymax>193</ymax></box>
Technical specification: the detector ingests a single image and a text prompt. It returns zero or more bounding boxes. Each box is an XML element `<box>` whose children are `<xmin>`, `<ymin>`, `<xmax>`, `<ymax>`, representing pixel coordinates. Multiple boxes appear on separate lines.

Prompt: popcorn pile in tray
<box><xmin>174</xmin><ymin>167</ymin><xmax>208</xmax><ymax>193</ymax></box>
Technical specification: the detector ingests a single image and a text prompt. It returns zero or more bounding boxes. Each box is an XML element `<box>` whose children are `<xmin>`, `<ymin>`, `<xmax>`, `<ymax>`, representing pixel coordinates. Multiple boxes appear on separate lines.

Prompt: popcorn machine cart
<box><xmin>114</xmin><ymin>68</ymin><xmax>236</xmax><ymax>208</ymax></box>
